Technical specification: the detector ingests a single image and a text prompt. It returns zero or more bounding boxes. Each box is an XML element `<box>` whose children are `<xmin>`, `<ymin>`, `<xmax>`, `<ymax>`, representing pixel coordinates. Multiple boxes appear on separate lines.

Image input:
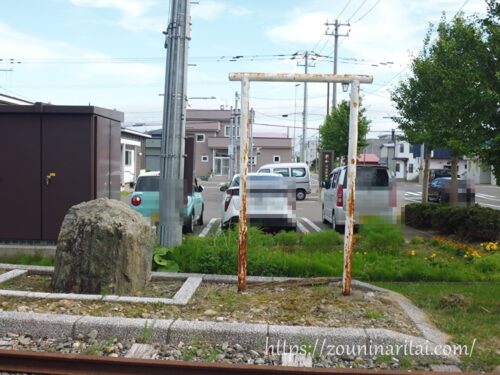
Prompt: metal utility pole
<box><xmin>237</xmin><ymin>75</ymin><xmax>250</xmax><ymax>292</ymax></box>
<box><xmin>158</xmin><ymin>0</ymin><xmax>191</xmax><ymax>247</ymax></box>
<box><xmin>325</xmin><ymin>20</ymin><xmax>350</xmax><ymax>113</ymax></box>
<box><xmin>229</xmin><ymin>73</ymin><xmax>372</xmax><ymax>295</ymax></box>
<box><xmin>342</xmin><ymin>79</ymin><xmax>360</xmax><ymax>296</ymax></box>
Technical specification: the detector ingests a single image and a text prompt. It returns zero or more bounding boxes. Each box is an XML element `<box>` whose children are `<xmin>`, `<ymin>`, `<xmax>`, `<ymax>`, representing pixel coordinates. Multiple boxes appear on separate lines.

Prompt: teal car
<box><xmin>130</xmin><ymin>171</ymin><xmax>204</xmax><ymax>233</ymax></box>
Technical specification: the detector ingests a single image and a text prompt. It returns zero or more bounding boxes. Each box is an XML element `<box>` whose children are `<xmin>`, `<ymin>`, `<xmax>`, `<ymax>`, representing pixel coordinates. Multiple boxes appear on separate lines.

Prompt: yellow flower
<box><xmin>410</xmin><ymin>250</ymin><xmax>416</xmax><ymax>256</ymax></box>
<box><xmin>430</xmin><ymin>253</ymin><xmax>437</xmax><ymax>258</ymax></box>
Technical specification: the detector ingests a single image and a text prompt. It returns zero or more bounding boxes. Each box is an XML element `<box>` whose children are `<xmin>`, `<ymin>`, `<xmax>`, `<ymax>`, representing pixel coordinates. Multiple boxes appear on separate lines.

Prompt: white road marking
<box><xmin>405</xmin><ymin>191</ymin><xmax>422</xmax><ymax>196</ymax></box>
<box><xmin>476</xmin><ymin>193</ymin><xmax>495</xmax><ymax>198</ymax></box>
<box><xmin>476</xmin><ymin>194</ymin><xmax>500</xmax><ymax>202</ymax></box>
<box><xmin>199</xmin><ymin>218</ymin><xmax>217</xmax><ymax>237</ymax></box>
<box><xmin>297</xmin><ymin>222</ymin><xmax>309</xmax><ymax>233</ymax></box>
<box><xmin>405</xmin><ymin>197</ymin><xmax>421</xmax><ymax>202</ymax></box>
<box><xmin>301</xmin><ymin>217</ymin><xmax>321</xmax><ymax>232</ymax></box>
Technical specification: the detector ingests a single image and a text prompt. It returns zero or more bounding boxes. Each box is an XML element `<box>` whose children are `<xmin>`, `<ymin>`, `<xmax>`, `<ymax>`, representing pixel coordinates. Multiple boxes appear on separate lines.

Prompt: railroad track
<box><xmin>0</xmin><ymin>349</ymin><xmax>469</xmax><ymax>375</ymax></box>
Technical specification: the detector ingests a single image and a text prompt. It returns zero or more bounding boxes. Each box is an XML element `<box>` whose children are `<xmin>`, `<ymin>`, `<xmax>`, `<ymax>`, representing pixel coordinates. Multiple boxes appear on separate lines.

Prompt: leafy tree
<box><xmin>319</xmin><ymin>100</ymin><xmax>370</xmax><ymax>164</ymax></box>
<box><xmin>476</xmin><ymin>0</ymin><xmax>500</xmax><ymax>181</ymax></box>
<box><xmin>391</xmin><ymin>14</ymin><xmax>492</xmax><ymax>203</ymax></box>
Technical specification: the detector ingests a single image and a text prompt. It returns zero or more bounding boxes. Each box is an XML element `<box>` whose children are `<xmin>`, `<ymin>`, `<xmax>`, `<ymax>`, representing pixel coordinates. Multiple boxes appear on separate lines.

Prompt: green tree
<box><xmin>319</xmin><ymin>100</ymin><xmax>370</xmax><ymax>164</ymax></box>
<box><xmin>476</xmin><ymin>0</ymin><xmax>500</xmax><ymax>181</ymax></box>
<box><xmin>391</xmin><ymin>14</ymin><xmax>492</xmax><ymax>203</ymax></box>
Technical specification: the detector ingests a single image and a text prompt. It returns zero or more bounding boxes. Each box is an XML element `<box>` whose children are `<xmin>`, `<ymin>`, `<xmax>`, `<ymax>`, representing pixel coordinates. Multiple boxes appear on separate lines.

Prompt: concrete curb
<box><xmin>351</xmin><ymin>280</ymin><xmax>450</xmax><ymax>345</ymax></box>
<box><xmin>0</xmin><ymin>311</ymin><xmax>458</xmax><ymax>363</ymax></box>
<box><xmin>0</xmin><ymin>264</ymin><xmax>456</xmax><ymax>363</ymax></box>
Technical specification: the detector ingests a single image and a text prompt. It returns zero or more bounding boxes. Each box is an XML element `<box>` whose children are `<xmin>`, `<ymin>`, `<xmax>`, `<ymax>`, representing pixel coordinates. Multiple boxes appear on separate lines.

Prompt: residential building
<box><xmin>144</xmin><ymin>109</ymin><xmax>292</xmax><ymax>179</ymax></box>
<box><xmin>120</xmin><ymin>128</ymin><xmax>151</xmax><ymax>186</ymax></box>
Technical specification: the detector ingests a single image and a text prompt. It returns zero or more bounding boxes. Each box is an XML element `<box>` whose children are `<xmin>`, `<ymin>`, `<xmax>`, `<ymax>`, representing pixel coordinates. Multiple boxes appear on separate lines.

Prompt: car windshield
<box><xmin>135</xmin><ymin>176</ymin><xmax>159</xmax><ymax>191</ymax></box>
<box><xmin>344</xmin><ymin>167</ymin><xmax>389</xmax><ymax>187</ymax></box>
<box><xmin>230</xmin><ymin>174</ymin><xmax>283</xmax><ymax>187</ymax></box>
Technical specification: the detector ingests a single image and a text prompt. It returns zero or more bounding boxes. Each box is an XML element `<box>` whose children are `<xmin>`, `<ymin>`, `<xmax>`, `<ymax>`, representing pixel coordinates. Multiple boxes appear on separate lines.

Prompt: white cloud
<box><xmin>69</xmin><ymin>0</ymin><xmax>164</xmax><ymax>32</ymax></box>
<box><xmin>191</xmin><ymin>1</ymin><xmax>252</xmax><ymax>21</ymax></box>
<box><xmin>267</xmin><ymin>12</ymin><xmax>327</xmax><ymax>44</ymax></box>
<box><xmin>69</xmin><ymin>0</ymin><xmax>156</xmax><ymax>18</ymax></box>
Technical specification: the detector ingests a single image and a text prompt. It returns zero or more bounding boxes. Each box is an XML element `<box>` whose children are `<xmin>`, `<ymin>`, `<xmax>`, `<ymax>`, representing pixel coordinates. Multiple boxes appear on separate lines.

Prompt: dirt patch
<box><xmin>0</xmin><ymin>279</ymin><xmax>420</xmax><ymax>336</ymax></box>
<box><xmin>0</xmin><ymin>274</ymin><xmax>183</xmax><ymax>298</ymax></box>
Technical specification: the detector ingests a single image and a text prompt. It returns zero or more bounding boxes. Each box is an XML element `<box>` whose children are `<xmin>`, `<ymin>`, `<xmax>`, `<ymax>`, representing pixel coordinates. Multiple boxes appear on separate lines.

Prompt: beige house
<box><xmin>145</xmin><ymin>109</ymin><xmax>293</xmax><ymax>179</ymax></box>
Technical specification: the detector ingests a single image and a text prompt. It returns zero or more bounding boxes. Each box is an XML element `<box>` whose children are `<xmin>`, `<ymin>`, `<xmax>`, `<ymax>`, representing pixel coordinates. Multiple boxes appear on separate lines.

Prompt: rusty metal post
<box><xmin>237</xmin><ymin>75</ymin><xmax>250</xmax><ymax>292</ymax></box>
<box><xmin>342</xmin><ymin>79</ymin><xmax>360</xmax><ymax>296</ymax></box>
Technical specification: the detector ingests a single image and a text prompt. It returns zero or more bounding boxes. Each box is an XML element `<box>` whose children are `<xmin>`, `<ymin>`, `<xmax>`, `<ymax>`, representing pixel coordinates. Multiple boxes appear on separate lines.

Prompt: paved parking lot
<box><xmin>193</xmin><ymin>177</ymin><xmax>500</xmax><ymax>236</ymax></box>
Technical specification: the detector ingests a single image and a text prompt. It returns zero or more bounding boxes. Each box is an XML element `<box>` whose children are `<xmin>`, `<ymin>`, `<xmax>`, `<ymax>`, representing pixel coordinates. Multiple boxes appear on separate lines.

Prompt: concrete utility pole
<box><xmin>158</xmin><ymin>0</ymin><xmax>191</xmax><ymax>247</ymax></box>
<box><xmin>325</xmin><ymin>20</ymin><xmax>350</xmax><ymax>113</ymax></box>
<box><xmin>297</xmin><ymin>52</ymin><xmax>314</xmax><ymax>163</ymax></box>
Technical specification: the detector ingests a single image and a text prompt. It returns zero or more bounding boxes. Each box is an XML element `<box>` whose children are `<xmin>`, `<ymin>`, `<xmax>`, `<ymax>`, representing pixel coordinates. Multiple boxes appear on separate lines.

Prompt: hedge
<box><xmin>404</xmin><ymin>203</ymin><xmax>500</xmax><ymax>242</ymax></box>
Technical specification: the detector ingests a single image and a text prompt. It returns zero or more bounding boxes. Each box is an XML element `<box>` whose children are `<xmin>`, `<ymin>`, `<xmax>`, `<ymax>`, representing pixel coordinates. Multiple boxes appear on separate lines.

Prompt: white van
<box><xmin>322</xmin><ymin>165</ymin><xmax>396</xmax><ymax>231</ymax></box>
<box><xmin>257</xmin><ymin>162</ymin><xmax>311</xmax><ymax>200</ymax></box>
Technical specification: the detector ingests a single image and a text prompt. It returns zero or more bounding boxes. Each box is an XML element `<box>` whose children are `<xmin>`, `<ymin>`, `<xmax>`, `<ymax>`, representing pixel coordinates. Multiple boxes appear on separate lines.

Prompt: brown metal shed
<box><xmin>0</xmin><ymin>103</ymin><xmax>124</xmax><ymax>241</ymax></box>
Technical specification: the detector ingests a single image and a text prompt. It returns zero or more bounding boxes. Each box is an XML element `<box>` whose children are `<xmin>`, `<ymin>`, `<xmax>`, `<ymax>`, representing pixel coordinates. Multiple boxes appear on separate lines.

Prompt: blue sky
<box><xmin>0</xmin><ymin>0</ymin><xmax>488</xmax><ymax>141</ymax></box>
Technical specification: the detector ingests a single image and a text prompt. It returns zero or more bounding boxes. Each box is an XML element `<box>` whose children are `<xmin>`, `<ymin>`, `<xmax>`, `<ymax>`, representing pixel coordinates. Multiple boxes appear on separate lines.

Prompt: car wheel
<box><xmin>296</xmin><ymin>189</ymin><xmax>306</xmax><ymax>201</ymax></box>
<box><xmin>183</xmin><ymin>212</ymin><xmax>194</xmax><ymax>234</ymax></box>
<box><xmin>322</xmin><ymin>205</ymin><xmax>328</xmax><ymax>224</ymax></box>
<box><xmin>197</xmin><ymin>205</ymin><xmax>204</xmax><ymax>225</ymax></box>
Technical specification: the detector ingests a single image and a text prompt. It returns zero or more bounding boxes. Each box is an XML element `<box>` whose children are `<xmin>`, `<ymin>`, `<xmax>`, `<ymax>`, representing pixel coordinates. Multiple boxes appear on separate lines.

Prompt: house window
<box><xmin>395</xmin><ymin>163</ymin><xmax>400</xmax><ymax>173</ymax></box>
<box><xmin>125</xmin><ymin>150</ymin><xmax>132</xmax><ymax>166</ymax></box>
<box><xmin>409</xmin><ymin>163</ymin><xmax>414</xmax><ymax>173</ymax></box>
<box><xmin>273</xmin><ymin>155</ymin><xmax>280</xmax><ymax>163</ymax></box>
<box><xmin>196</xmin><ymin>134</ymin><xmax>205</xmax><ymax>143</ymax></box>
<box><xmin>224</xmin><ymin>125</ymin><xmax>240</xmax><ymax>138</ymax></box>
<box><xmin>409</xmin><ymin>144</ymin><xmax>414</xmax><ymax>153</ymax></box>
<box><xmin>399</xmin><ymin>143</ymin><xmax>404</xmax><ymax>153</ymax></box>
<box><xmin>201</xmin><ymin>155</ymin><xmax>209</xmax><ymax>162</ymax></box>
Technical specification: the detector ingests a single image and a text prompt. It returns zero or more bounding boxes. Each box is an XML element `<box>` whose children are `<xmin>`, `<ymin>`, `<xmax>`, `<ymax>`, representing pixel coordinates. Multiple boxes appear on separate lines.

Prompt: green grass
<box><xmin>120</xmin><ymin>191</ymin><xmax>131</xmax><ymax>198</ymax></box>
<box><xmin>159</xmin><ymin>226</ymin><xmax>500</xmax><ymax>282</ymax></box>
<box><xmin>0</xmin><ymin>253</ymin><xmax>54</xmax><ymax>267</ymax></box>
<box><xmin>376</xmin><ymin>282</ymin><xmax>500</xmax><ymax>372</ymax></box>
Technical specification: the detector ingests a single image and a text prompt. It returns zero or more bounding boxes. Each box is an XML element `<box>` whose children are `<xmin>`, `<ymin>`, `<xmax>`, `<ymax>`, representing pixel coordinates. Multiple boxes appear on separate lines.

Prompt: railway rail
<box><xmin>0</xmin><ymin>349</ymin><xmax>468</xmax><ymax>375</ymax></box>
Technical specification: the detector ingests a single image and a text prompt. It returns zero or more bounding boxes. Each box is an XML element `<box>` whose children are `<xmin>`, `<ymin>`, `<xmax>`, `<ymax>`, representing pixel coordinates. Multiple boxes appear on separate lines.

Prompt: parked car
<box><xmin>322</xmin><ymin>165</ymin><xmax>395</xmax><ymax>231</ymax></box>
<box><xmin>220</xmin><ymin>173</ymin><xmax>296</xmax><ymax>231</ymax></box>
<box><xmin>257</xmin><ymin>162</ymin><xmax>311</xmax><ymax>201</ymax></box>
<box><xmin>130</xmin><ymin>171</ymin><xmax>204</xmax><ymax>233</ymax></box>
<box><xmin>428</xmin><ymin>177</ymin><xmax>475</xmax><ymax>204</ymax></box>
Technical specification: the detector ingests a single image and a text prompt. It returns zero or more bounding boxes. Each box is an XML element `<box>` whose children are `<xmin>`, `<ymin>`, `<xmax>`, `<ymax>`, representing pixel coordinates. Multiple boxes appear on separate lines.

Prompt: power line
<box><xmin>336</xmin><ymin>0</ymin><xmax>353</xmax><ymax>18</ymax></box>
<box><xmin>455</xmin><ymin>0</ymin><xmax>471</xmax><ymax>15</ymax></box>
<box><xmin>346</xmin><ymin>0</ymin><xmax>368</xmax><ymax>22</ymax></box>
<box><xmin>351</xmin><ymin>0</ymin><xmax>383</xmax><ymax>24</ymax></box>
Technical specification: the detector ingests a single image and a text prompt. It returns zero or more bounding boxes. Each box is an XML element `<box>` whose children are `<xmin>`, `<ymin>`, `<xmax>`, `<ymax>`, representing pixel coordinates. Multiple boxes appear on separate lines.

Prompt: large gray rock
<box><xmin>51</xmin><ymin>198</ymin><xmax>155</xmax><ymax>295</ymax></box>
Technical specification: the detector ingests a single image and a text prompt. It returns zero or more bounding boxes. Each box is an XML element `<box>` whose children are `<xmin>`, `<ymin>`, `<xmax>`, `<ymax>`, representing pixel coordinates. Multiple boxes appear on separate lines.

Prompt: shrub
<box><xmin>358</xmin><ymin>216</ymin><xmax>404</xmax><ymax>255</ymax></box>
<box><xmin>404</xmin><ymin>203</ymin><xmax>438</xmax><ymax>228</ymax></box>
<box><xmin>405</xmin><ymin>203</ymin><xmax>500</xmax><ymax>242</ymax></box>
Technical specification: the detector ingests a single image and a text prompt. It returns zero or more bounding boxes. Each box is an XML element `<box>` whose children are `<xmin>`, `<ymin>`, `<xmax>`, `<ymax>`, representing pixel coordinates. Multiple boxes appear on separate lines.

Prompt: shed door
<box><xmin>0</xmin><ymin>114</ymin><xmax>41</xmax><ymax>240</ymax></box>
<box><xmin>41</xmin><ymin>115</ymin><xmax>93</xmax><ymax>240</ymax></box>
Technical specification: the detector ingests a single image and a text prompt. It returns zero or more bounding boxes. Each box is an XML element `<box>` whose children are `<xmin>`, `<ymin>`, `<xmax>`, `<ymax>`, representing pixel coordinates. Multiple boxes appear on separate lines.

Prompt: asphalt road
<box><xmin>192</xmin><ymin>177</ymin><xmax>500</xmax><ymax>236</ymax></box>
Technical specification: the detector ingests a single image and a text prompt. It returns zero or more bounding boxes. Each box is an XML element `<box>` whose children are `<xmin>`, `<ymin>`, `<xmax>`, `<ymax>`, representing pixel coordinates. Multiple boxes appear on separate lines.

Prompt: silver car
<box><xmin>220</xmin><ymin>173</ymin><xmax>296</xmax><ymax>231</ymax></box>
<box><xmin>322</xmin><ymin>165</ymin><xmax>395</xmax><ymax>231</ymax></box>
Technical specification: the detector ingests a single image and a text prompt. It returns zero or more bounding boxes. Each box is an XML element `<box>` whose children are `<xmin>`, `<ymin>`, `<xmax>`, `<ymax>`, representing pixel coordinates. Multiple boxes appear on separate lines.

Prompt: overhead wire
<box><xmin>336</xmin><ymin>0</ymin><xmax>353</xmax><ymax>19</ymax></box>
<box><xmin>346</xmin><ymin>0</ymin><xmax>368</xmax><ymax>22</ymax></box>
<box><xmin>350</xmin><ymin>0</ymin><xmax>383</xmax><ymax>24</ymax></box>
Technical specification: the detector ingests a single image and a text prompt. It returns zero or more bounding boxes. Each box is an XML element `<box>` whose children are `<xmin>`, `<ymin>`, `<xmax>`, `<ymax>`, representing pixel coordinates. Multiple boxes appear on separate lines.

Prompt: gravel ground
<box><xmin>0</xmin><ymin>333</ymin><xmax>443</xmax><ymax>370</ymax></box>
<box><xmin>0</xmin><ymin>281</ymin><xmax>419</xmax><ymax>335</ymax></box>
